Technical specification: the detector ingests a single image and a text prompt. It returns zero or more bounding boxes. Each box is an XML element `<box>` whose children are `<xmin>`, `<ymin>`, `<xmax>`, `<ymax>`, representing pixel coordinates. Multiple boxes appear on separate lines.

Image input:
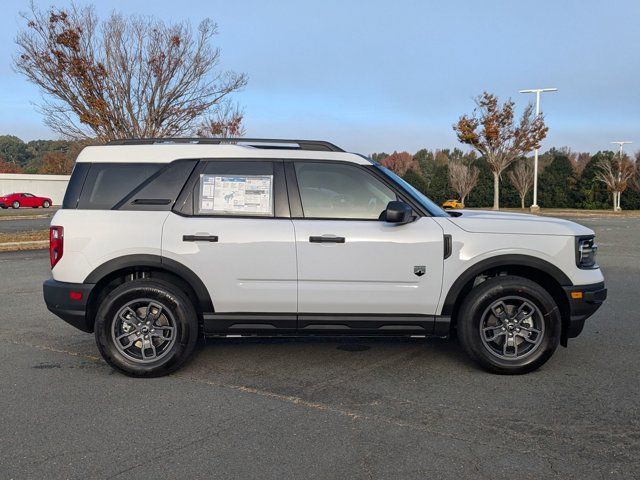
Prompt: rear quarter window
<box><xmin>77</xmin><ymin>163</ymin><xmax>161</xmax><ymax>210</ymax></box>
<box><xmin>62</xmin><ymin>163</ymin><xmax>90</xmax><ymax>209</ymax></box>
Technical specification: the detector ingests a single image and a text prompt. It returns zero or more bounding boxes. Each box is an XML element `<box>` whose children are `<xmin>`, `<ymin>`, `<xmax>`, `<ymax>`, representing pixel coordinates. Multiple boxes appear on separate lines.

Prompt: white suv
<box><xmin>43</xmin><ymin>138</ymin><xmax>607</xmax><ymax>377</ymax></box>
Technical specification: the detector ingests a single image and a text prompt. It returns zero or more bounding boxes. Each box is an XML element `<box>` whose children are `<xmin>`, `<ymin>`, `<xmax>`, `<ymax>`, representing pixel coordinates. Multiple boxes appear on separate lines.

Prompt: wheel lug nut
<box><xmin>501</xmin><ymin>327</ymin><xmax>506</xmax><ymax>331</ymax></box>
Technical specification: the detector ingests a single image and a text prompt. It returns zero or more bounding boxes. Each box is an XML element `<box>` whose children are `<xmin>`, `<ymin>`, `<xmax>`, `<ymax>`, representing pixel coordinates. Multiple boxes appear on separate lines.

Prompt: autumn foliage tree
<box><xmin>454</xmin><ymin>92</ymin><xmax>548</xmax><ymax>210</ymax></box>
<box><xmin>39</xmin><ymin>151</ymin><xmax>74</xmax><ymax>175</ymax></box>
<box><xmin>14</xmin><ymin>4</ymin><xmax>247</xmax><ymax>142</ymax></box>
<box><xmin>0</xmin><ymin>156</ymin><xmax>24</xmax><ymax>173</ymax></box>
<box><xmin>507</xmin><ymin>160</ymin><xmax>534</xmax><ymax>209</ymax></box>
<box><xmin>448</xmin><ymin>160</ymin><xmax>479</xmax><ymax>205</ymax></box>
<box><xmin>379</xmin><ymin>151</ymin><xmax>417</xmax><ymax>176</ymax></box>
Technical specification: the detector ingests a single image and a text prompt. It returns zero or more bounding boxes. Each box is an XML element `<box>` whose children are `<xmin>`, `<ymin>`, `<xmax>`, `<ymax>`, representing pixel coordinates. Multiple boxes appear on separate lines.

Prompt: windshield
<box><xmin>375</xmin><ymin>165</ymin><xmax>449</xmax><ymax>217</ymax></box>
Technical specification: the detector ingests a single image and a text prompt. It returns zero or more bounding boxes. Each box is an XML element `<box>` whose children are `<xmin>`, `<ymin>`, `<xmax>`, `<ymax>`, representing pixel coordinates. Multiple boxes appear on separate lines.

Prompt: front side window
<box><xmin>295</xmin><ymin>162</ymin><xmax>395</xmax><ymax>219</ymax></box>
<box><xmin>375</xmin><ymin>165</ymin><xmax>449</xmax><ymax>217</ymax></box>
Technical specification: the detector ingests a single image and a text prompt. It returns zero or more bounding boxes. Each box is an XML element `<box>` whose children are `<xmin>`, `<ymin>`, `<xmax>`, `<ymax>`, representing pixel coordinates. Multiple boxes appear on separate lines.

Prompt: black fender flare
<box><xmin>441</xmin><ymin>254</ymin><xmax>573</xmax><ymax>316</ymax></box>
<box><xmin>84</xmin><ymin>254</ymin><xmax>214</xmax><ymax>313</ymax></box>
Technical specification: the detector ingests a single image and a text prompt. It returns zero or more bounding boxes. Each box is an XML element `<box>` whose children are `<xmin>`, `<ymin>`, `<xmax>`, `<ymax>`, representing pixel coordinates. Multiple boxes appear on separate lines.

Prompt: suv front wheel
<box><xmin>95</xmin><ymin>279</ymin><xmax>199</xmax><ymax>377</ymax></box>
<box><xmin>457</xmin><ymin>276</ymin><xmax>561</xmax><ymax>374</ymax></box>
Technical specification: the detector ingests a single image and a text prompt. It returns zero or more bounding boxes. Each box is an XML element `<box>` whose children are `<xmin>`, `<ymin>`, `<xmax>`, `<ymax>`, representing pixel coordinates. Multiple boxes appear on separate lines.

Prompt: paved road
<box><xmin>0</xmin><ymin>207</ymin><xmax>57</xmax><ymax>233</ymax></box>
<box><xmin>0</xmin><ymin>216</ymin><xmax>52</xmax><ymax>233</ymax></box>
<box><xmin>0</xmin><ymin>216</ymin><xmax>638</xmax><ymax>479</ymax></box>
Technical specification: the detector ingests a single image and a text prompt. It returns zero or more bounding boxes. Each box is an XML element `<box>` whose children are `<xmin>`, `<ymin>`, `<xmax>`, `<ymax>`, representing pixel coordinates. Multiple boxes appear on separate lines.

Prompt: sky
<box><xmin>0</xmin><ymin>0</ymin><xmax>639</xmax><ymax>155</ymax></box>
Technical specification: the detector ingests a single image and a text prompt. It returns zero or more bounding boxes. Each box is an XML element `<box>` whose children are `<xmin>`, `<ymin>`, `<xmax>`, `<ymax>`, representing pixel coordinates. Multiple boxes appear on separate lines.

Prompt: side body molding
<box><xmin>83</xmin><ymin>254</ymin><xmax>214</xmax><ymax>313</ymax></box>
<box><xmin>441</xmin><ymin>254</ymin><xmax>573</xmax><ymax>315</ymax></box>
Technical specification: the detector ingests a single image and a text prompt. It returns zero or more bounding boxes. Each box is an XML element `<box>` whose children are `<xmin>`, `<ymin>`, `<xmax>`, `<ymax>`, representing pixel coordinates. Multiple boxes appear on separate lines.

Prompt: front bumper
<box><xmin>562</xmin><ymin>281</ymin><xmax>607</xmax><ymax>343</ymax></box>
<box><xmin>43</xmin><ymin>279</ymin><xmax>95</xmax><ymax>333</ymax></box>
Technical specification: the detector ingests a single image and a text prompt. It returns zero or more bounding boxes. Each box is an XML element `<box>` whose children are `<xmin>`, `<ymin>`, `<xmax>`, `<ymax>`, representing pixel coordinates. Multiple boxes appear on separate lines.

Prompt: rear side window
<box><xmin>193</xmin><ymin>161</ymin><xmax>275</xmax><ymax>217</ymax></box>
<box><xmin>78</xmin><ymin>164</ymin><xmax>161</xmax><ymax>210</ymax></box>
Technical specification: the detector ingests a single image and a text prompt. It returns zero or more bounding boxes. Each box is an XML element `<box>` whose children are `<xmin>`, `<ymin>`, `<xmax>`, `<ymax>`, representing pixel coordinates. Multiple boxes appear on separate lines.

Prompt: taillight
<box><xmin>50</xmin><ymin>226</ymin><xmax>64</xmax><ymax>268</ymax></box>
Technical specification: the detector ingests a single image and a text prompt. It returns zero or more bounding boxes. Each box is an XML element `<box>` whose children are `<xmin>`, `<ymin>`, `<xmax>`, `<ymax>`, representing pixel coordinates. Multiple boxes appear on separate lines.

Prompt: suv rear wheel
<box><xmin>95</xmin><ymin>279</ymin><xmax>199</xmax><ymax>377</ymax></box>
<box><xmin>457</xmin><ymin>275</ymin><xmax>561</xmax><ymax>374</ymax></box>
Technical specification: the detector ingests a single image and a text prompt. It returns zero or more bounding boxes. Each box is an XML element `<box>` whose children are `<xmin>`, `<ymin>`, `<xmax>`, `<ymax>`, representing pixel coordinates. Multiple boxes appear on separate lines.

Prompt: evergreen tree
<box><xmin>538</xmin><ymin>152</ymin><xmax>577</xmax><ymax>208</ymax></box>
<box><xmin>576</xmin><ymin>152</ymin><xmax>613</xmax><ymax>209</ymax></box>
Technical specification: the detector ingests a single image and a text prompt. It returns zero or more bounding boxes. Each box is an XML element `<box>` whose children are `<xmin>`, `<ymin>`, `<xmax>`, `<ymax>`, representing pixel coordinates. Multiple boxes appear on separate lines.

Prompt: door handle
<box><xmin>183</xmin><ymin>235</ymin><xmax>218</xmax><ymax>242</ymax></box>
<box><xmin>309</xmin><ymin>235</ymin><xmax>345</xmax><ymax>243</ymax></box>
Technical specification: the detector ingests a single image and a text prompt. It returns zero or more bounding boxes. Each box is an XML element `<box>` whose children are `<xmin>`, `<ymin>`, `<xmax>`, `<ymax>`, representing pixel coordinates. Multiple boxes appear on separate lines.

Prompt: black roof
<box><xmin>106</xmin><ymin>138</ymin><xmax>344</xmax><ymax>152</ymax></box>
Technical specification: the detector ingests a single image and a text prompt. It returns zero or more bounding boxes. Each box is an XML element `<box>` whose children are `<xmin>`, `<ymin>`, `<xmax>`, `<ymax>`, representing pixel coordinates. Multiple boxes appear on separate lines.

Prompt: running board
<box><xmin>203</xmin><ymin>313</ymin><xmax>450</xmax><ymax>337</ymax></box>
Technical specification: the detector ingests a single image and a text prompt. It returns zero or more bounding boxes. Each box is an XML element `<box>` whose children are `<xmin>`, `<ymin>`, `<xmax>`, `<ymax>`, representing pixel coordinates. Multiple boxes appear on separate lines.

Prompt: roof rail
<box><xmin>106</xmin><ymin>138</ymin><xmax>344</xmax><ymax>152</ymax></box>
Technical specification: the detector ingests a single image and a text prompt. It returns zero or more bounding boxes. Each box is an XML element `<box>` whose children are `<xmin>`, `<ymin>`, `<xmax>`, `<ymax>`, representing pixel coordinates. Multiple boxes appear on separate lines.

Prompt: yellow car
<box><xmin>441</xmin><ymin>199</ymin><xmax>464</xmax><ymax>209</ymax></box>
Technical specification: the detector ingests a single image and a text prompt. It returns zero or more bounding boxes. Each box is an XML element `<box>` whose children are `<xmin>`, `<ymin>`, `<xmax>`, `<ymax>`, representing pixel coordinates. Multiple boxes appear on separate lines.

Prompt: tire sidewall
<box><xmin>95</xmin><ymin>280</ymin><xmax>198</xmax><ymax>377</ymax></box>
<box><xmin>458</xmin><ymin>277</ymin><xmax>561</xmax><ymax>374</ymax></box>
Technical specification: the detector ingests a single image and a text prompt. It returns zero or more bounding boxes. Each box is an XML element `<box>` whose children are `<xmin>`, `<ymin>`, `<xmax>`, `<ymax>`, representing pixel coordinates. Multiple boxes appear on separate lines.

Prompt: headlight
<box><xmin>576</xmin><ymin>236</ymin><xmax>598</xmax><ymax>269</ymax></box>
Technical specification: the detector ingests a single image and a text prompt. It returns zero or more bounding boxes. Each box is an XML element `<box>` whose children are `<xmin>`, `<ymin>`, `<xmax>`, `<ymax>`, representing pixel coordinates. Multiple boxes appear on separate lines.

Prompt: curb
<box><xmin>0</xmin><ymin>214</ymin><xmax>51</xmax><ymax>221</ymax></box>
<box><xmin>0</xmin><ymin>240</ymin><xmax>48</xmax><ymax>252</ymax></box>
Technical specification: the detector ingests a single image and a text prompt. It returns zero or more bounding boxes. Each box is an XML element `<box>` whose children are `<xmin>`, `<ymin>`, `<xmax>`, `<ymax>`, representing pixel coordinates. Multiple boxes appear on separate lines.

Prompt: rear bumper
<box><xmin>562</xmin><ymin>281</ymin><xmax>607</xmax><ymax>341</ymax></box>
<box><xmin>43</xmin><ymin>279</ymin><xmax>95</xmax><ymax>333</ymax></box>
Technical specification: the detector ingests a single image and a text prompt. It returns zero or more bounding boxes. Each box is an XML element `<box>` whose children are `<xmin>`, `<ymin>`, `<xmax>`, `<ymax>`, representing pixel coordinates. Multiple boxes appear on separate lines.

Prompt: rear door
<box><xmin>288</xmin><ymin>161</ymin><xmax>445</xmax><ymax>334</ymax></box>
<box><xmin>163</xmin><ymin>160</ymin><xmax>298</xmax><ymax>333</ymax></box>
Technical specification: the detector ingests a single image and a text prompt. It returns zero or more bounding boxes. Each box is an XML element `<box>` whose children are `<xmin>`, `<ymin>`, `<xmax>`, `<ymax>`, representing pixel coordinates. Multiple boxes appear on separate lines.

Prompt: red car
<box><xmin>0</xmin><ymin>192</ymin><xmax>52</xmax><ymax>209</ymax></box>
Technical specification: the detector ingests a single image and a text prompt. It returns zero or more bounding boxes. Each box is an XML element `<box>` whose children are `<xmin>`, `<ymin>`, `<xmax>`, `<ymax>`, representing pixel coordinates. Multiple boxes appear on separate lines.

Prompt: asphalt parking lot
<box><xmin>0</xmin><ymin>216</ymin><xmax>638</xmax><ymax>479</ymax></box>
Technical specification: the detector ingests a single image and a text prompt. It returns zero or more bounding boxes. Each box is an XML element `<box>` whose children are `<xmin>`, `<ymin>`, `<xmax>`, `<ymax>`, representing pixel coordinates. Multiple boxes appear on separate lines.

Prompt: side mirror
<box><xmin>383</xmin><ymin>201</ymin><xmax>413</xmax><ymax>224</ymax></box>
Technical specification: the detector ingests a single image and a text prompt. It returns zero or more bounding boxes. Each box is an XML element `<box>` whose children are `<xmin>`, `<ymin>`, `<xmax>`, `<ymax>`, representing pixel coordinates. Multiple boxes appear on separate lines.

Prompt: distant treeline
<box><xmin>372</xmin><ymin>147</ymin><xmax>640</xmax><ymax>210</ymax></box>
<box><xmin>0</xmin><ymin>135</ymin><xmax>82</xmax><ymax>175</ymax></box>
<box><xmin>1</xmin><ymin>134</ymin><xmax>638</xmax><ymax>209</ymax></box>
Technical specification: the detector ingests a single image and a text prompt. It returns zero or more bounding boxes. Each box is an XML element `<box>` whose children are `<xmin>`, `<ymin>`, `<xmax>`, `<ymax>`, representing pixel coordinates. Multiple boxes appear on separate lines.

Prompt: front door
<box><xmin>290</xmin><ymin>161</ymin><xmax>445</xmax><ymax>334</ymax></box>
<box><xmin>21</xmin><ymin>193</ymin><xmax>36</xmax><ymax>207</ymax></box>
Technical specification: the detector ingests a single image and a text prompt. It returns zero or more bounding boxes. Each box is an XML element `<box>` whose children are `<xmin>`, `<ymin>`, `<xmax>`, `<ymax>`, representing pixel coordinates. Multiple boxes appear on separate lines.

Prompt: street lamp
<box><xmin>519</xmin><ymin>88</ymin><xmax>558</xmax><ymax>213</ymax></box>
<box><xmin>610</xmin><ymin>141</ymin><xmax>632</xmax><ymax>212</ymax></box>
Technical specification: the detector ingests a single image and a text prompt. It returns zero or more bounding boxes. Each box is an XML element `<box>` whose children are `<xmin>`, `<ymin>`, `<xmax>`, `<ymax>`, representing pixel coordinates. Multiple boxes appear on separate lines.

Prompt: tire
<box><xmin>43</xmin><ymin>201</ymin><xmax>50</xmax><ymax>208</ymax></box>
<box><xmin>457</xmin><ymin>275</ymin><xmax>561</xmax><ymax>374</ymax></box>
<box><xmin>12</xmin><ymin>201</ymin><xmax>19</xmax><ymax>209</ymax></box>
<box><xmin>95</xmin><ymin>279</ymin><xmax>199</xmax><ymax>377</ymax></box>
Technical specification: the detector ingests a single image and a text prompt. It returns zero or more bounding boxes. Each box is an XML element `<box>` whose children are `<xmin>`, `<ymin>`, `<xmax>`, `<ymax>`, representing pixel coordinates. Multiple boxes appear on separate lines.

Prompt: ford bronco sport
<box><xmin>43</xmin><ymin>138</ymin><xmax>607</xmax><ymax>377</ymax></box>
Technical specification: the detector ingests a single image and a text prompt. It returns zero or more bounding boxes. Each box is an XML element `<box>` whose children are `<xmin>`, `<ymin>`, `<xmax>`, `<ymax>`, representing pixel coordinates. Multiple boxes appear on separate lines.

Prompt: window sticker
<box><xmin>199</xmin><ymin>174</ymin><xmax>273</xmax><ymax>215</ymax></box>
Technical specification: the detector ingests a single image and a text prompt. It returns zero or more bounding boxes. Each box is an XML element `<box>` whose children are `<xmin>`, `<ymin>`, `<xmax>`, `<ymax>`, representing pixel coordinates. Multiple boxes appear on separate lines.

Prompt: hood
<box><xmin>446</xmin><ymin>210</ymin><xmax>594</xmax><ymax>236</ymax></box>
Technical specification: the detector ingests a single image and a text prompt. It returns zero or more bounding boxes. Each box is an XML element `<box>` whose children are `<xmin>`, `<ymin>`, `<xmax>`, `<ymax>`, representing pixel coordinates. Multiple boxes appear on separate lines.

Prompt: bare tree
<box><xmin>195</xmin><ymin>101</ymin><xmax>245</xmax><ymax>137</ymax></box>
<box><xmin>448</xmin><ymin>160</ymin><xmax>479</xmax><ymax>206</ymax></box>
<box><xmin>453</xmin><ymin>92</ymin><xmax>548</xmax><ymax>210</ymax></box>
<box><xmin>507</xmin><ymin>160</ymin><xmax>534</xmax><ymax>209</ymax></box>
<box><xmin>595</xmin><ymin>154</ymin><xmax>635</xmax><ymax>211</ymax></box>
<box><xmin>14</xmin><ymin>3</ymin><xmax>247</xmax><ymax>142</ymax></box>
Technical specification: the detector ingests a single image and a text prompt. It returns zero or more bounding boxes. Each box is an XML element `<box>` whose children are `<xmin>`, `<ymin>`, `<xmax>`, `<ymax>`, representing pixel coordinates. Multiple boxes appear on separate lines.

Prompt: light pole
<box><xmin>519</xmin><ymin>88</ymin><xmax>557</xmax><ymax>213</ymax></box>
<box><xmin>610</xmin><ymin>141</ymin><xmax>632</xmax><ymax>211</ymax></box>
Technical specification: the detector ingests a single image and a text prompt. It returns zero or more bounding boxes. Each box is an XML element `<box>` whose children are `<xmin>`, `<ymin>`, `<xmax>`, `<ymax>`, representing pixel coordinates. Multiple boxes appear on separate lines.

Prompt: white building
<box><xmin>0</xmin><ymin>173</ymin><xmax>70</xmax><ymax>205</ymax></box>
